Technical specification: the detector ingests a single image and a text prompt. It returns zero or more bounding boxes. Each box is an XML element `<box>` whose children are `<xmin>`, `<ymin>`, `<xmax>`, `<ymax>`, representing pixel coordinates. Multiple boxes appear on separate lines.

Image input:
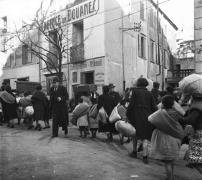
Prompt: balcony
<box><xmin>166</xmin><ymin>69</ymin><xmax>195</xmax><ymax>84</ymax></box>
<box><xmin>70</xmin><ymin>44</ymin><xmax>84</xmax><ymax>63</ymax></box>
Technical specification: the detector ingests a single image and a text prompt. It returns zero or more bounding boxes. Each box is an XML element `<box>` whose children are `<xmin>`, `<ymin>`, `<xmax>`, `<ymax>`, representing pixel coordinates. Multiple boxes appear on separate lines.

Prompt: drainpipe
<box><xmin>156</xmin><ymin>0</ymin><xmax>161</xmax><ymax>80</ymax></box>
<box><xmin>121</xmin><ymin>11</ymin><xmax>126</xmax><ymax>91</ymax></box>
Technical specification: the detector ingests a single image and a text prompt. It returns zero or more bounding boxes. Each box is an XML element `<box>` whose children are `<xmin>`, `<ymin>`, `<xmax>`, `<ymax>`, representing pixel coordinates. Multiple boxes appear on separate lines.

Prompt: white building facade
<box><xmin>1</xmin><ymin>0</ymin><xmax>178</xmax><ymax>97</ymax></box>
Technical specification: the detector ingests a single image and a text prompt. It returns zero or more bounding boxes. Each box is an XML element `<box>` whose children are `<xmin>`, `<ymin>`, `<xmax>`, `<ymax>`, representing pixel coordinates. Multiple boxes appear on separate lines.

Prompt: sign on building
<box><xmin>43</xmin><ymin>0</ymin><xmax>99</xmax><ymax>32</ymax></box>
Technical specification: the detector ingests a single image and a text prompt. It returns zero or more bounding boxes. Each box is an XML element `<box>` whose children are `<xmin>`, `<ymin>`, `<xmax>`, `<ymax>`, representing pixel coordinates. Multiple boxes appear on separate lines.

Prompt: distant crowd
<box><xmin>0</xmin><ymin>77</ymin><xmax>201</xmax><ymax>180</ymax></box>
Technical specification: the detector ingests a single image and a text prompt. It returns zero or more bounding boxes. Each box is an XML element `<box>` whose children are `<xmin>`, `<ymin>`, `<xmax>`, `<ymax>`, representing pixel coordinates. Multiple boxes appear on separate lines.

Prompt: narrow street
<box><xmin>0</xmin><ymin>122</ymin><xmax>201</xmax><ymax>180</ymax></box>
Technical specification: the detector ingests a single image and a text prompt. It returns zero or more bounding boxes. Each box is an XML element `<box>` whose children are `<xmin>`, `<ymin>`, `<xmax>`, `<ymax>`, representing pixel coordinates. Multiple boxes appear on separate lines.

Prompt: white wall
<box><xmin>84</xmin><ymin>0</ymin><xmax>105</xmax><ymax>59</ymax></box>
<box><xmin>1</xmin><ymin>64</ymin><xmax>40</xmax><ymax>89</ymax></box>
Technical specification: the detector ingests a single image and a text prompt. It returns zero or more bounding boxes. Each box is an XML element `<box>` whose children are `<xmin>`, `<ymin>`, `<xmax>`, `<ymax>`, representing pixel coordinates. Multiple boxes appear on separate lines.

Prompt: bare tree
<box><xmin>14</xmin><ymin>0</ymin><xmax>90</xmax><ymax>83</ymax></box>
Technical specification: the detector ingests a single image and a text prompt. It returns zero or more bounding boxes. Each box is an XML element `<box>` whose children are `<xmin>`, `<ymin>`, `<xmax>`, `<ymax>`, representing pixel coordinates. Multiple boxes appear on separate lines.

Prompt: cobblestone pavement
<box><xmin>0</xmin><ymin>121</ymin><xmax>202</xmax><ymax>180</ymax></box>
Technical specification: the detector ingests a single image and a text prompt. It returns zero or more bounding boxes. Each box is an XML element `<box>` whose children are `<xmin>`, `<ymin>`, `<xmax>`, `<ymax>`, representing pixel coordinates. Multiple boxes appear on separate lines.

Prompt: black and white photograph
<box><xmin>0</xmin><ymin>0</ymin><xmax>202</xmax><ymax>179</ymax></box>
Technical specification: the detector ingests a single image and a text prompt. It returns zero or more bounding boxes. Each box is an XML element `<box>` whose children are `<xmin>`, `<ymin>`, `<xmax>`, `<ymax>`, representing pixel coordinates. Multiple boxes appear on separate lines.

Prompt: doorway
<box><xmin>80</xmin><ymin>71</ymin><xmax>94</xmax><ymax>84</ymax></box>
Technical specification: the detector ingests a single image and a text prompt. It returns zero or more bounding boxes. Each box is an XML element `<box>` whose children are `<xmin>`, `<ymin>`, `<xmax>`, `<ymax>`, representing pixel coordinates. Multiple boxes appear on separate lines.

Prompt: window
<box><xmin>22</xmin><ymin>45</ymin><xmax>29</xmax><ymax>65</ymax></box>
<box><xmin>15</xmin><ymin>47</ymin><xmax>22</xmax><ymax>66</ymax></box>
<box><xmin>71</xmin><ymin>21</ymin><xmax>84</xmax><ymax>63</ymax></box>
<box><xmin>4</xmin><ymin>56</ymin><xmax>11</xmax><ymax>67</ymax></box>
<box><xmin>48</xmin><ymin>30</ymin><xmax>58</xmax><ymax>68</ymax></box>
<box><xmin>163</xmin><ymin>49</ymin><xmax>167</xmax><ymax>68</ymax></box>
<box><xmin>140</xmin><ymin>1</ymin><xmax>145</xmax><ymax>21</ymax></box>
<box><xmin>72</xmin><ymin>72</ymin><xmax>78</xmax><ymax>83</ymax></box>
<box><xmin>72</xmin><ymin>21</ymin><xmax>84</xmax><ymax>46</ymax></box>
<box><xmin>10</xmin><ymin>53</ymin><xmax>14</xmax><ymax>67</ymax></box>
<box><xmin>150</xmin><ymin>9</ymin><xmax>154</xmax><ymax>28</ymax></box>
<box><xmin>150</xmin><ymin>39</ymin><xmax>155</xmax><ymax>62</ymax></box>
<box><xmin>138</xmin><ymin>34</ymin><xmax>146</xmax><ymax>59</ymax></box>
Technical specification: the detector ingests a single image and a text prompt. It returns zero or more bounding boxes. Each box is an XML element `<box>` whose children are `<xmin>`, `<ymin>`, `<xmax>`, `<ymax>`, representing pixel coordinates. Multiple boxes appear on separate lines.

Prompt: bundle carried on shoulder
<box><xmin>71</xmin><ymin>103</ymin><xmax>89</xmax><ymax>126</ymax></box>
<box><xmin>96</xmin><ymin>107</ymin><xmax>108</xmax><ymax>124</ymax></box>
<box><xmin>115</xmin><ymin>121</ymin><xmax>136</xmax><ymax>137</ymax></box>
<box><xmin>109</xmin><ymin>105</ymin><xmax>121</xmax><ymax>123</ymax></box>
<box><xmin>89</xmin><ymin>104</ymin><xmax>98</xmax><ymax>118</ymax></box>
<box><xmin>25</xmin><ymin>106</ymin><xmax>34</xmax><ymax>116</ymax></box>
<box><xmin>148</xmin><ymin>109</ymin><xmax>184</xmax><ymax>140</ymax></box>
<box><xmin>89</xmin><ymin>104</ymin><xmax>99</xmax><ymax>129</ymax></box>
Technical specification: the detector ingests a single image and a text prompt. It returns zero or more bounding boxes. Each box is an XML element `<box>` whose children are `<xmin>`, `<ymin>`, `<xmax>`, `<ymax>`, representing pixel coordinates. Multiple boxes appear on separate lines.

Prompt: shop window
<box><xmin>138</xmin><ymin>34</ymin><xmax>146</xmax><ymax>59</ymax></box>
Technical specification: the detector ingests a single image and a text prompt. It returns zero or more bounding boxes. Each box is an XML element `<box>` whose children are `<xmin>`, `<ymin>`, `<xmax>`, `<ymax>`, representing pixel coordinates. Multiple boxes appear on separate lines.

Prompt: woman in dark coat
<box><xmin>126</xmin><ymin>78</ymin><xmax>157</xmax><ymax>163</ymax></box>
<box><xmin>0</xmin><ymin>85</ymin><xmax>17</xmax><ymax>128</ymax></box>
<box><xmin>31</xmin><ymin>85</ymin><xmax>49</xmax><ymax>130</ymax></box>
<box><xmin>179</xmin><ymin>93</ymin><xmax>202</xmax><ymax>168</ymax></box>
<box><xmin>97</xmin><ymin>85</ymin><xmax>117</xmax><ymax>141</ymax></box>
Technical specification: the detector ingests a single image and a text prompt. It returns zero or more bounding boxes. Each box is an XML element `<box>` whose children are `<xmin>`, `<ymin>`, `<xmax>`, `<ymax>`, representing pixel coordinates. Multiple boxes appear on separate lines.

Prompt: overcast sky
<box><xmin>0</xmin><ymin>0</ymin><xmax>194</xmax><ymax>40</ymax></box>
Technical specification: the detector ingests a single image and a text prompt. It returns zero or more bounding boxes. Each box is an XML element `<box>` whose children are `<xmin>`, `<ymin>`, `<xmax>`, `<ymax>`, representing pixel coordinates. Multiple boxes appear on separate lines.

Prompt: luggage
<box><xmin>109</xmin><ymin>106</ymin><xmax>121</xmax><ymax>123</ymax></box>
<box><xmin>25</xmin><ymin>106</ymin><xmax>34</xmax><ymax>116</ymax></box>
<box><xmin>97</xmin><ymin>107</ymin><xmax>108</xmax><ymax>124</ymax></box>
<box><xmin>115</xmin><ymin>120</ymin><xmax>136</xmax><ymax>137</ymax></box>
<box><xmin>89</xmin><ymin>104</ymin><xmax>98</xmax><ymax>118</ymax></box>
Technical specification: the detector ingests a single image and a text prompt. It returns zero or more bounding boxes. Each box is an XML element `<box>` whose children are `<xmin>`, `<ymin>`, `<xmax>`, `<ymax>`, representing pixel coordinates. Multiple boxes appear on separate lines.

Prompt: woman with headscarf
<box><xmin>126</xmin><ymin>77</ymin><xmax>157</xmax><ymax>164</ymax></box>
<box><xmin>0</xmin><ymin>85</ymin><xmax>17</xmax><ymax>128</ymax></box>
<box><xmin>97</xmin><ymin>85</ymin><xmax>117</xmax><ymax>141</ymax></box>
<box><xmin>31</xmin><ymin>85</ymin><xmax>49</xmax><ymax>130</ymax></box>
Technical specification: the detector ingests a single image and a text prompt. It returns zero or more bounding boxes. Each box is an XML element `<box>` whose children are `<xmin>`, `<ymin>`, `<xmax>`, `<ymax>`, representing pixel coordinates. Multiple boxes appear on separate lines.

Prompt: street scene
<box><xmin>0</xmin><ymin>0</ymin><xmax>202</xmax><ymax>180</ymax></box>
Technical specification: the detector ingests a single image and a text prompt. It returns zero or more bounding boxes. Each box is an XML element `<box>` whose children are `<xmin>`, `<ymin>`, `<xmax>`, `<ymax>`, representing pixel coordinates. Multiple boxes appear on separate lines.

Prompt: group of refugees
<box><xmin>72</xmin><ymin>78</ymin><xmax>202</xmax><ymax>180</ymax></box>
<box><xmin>0</xmin><ymin>83</ymin><xmax>50</xmax><ymax>130</ymax></box>
<box><xmin>0</xmin><ymin>76</ymin><xmax>201</xmax><ymax>180</ymax></box>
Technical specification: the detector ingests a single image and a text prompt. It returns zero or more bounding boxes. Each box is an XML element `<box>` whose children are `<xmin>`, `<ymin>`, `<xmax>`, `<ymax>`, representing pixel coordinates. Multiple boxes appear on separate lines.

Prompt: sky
<box><xmin>0</xmin><ymin>0</ymin><xmax>194</xmax><ymax>40</ymax></box>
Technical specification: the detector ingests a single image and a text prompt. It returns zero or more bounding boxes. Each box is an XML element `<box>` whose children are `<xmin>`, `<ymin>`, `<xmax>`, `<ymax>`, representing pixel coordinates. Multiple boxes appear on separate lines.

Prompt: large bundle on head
<box><xmin>179</xmin><ymin>74</ymin><xmax>202</xmax><ymax>96</ymax></box>
<box><xmin>179</xmin><ymin>74</ymin><xmax>202</xmax><ymax>103</ymax></box>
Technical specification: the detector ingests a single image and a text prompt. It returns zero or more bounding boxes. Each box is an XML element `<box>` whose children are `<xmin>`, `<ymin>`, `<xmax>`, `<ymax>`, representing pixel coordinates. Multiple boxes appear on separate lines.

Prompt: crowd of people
<box><xmin>0</xmin><ymin>77</ymin><xmax>201</xmax><ymax>180</ymax></box>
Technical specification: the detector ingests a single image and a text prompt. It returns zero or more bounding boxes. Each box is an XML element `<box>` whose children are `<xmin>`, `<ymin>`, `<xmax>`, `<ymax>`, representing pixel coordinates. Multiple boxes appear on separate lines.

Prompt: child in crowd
<box><xmin>117</xmin><ymin>99</ymin><xmax>131</xmax><ymax>144</ymax></box>
<box><xmin>88</xmin><ymin>104</ymin><xmax>98</xmax><ymax>138</ymax></box>
<box><xmin>73</xmin><ymin>97</ymin><xmax>89</xmax><ymax>138</ymax></box>
<box><xmin>149</xmin><ymin>95</ymin><xmax>184</xmax><ymax>180</ymax></box>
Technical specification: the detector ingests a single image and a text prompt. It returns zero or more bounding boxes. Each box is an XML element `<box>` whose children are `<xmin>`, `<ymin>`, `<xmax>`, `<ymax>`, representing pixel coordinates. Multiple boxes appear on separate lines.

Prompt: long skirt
<box><xmin>186</xmin><ymin>130</ymin><xmax>202</xmax><ymax>164</ymax></box>
<box><xmin>150</xmin><ymin>129</ymin><xmax>181</xmax><ymax>161</ymax></box>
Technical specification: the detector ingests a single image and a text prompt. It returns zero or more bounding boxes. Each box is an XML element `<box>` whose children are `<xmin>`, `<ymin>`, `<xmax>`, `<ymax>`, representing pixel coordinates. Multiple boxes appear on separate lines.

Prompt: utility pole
<box><xmin>120</xmin><ymin>16</ymin><xmax>141</xmax><ymax>92</ymax></box>
<box><xmin>121</xmin><ymin>11</ymin><xmax>125</xmax><ymax>92</ymax></box>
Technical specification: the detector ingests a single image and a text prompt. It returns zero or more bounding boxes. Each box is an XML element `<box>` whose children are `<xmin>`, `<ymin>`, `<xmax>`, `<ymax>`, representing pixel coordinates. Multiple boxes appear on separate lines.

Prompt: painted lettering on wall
<box><xmin>43</xmin><ymin>0</ymin><xmax>99</xmax><ymax>31</ymax></box>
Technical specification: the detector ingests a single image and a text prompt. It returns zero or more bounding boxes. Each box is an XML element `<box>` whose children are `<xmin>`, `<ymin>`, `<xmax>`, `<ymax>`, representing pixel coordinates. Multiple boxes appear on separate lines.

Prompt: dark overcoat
<box><xmin>97</xmin><ymin>94</ymin><xmax>117</xmax><ymax>133</ymax></box>
<box><xmin>50</xmin><ymin>85</ymin><xmax>69</xmax><ymax>128</ymax></box>
<box><xmin>126</xmin><ymin>87</ymin><xmax>157</xmax><ymax>140</ymax></box>
<box><xmin>31</xmin><ymin>90</ymin><xmax>48</xmax><ymax>121</ymax></box>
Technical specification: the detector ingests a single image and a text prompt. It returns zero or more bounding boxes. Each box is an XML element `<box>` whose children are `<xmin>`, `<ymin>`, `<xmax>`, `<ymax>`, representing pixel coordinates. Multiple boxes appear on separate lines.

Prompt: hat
<box><xmin>52</xmin><ymin>77</ymin><xmax>60</xmax><ymax>83</ymax></box>
<box><xmin>108</xmin><ymin>83</ymin><xmax>115</xmax><ymax>89</ymax></box>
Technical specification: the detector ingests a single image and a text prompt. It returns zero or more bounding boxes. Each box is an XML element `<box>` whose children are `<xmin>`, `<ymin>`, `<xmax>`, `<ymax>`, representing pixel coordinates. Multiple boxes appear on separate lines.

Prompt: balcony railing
<box><xmin>70</xmin><ymin>44</ymin><xmax>84</xmax><ymax>63</ymax></box>
<box><xmin>172</xmin><ymin>69</ymin><xmax>195</xmax><ymax>78</ymax></box>
<box><xmin>167</xmin><ymin>69</ymin><xmax>195</xmax><ymax>83</ymax></box>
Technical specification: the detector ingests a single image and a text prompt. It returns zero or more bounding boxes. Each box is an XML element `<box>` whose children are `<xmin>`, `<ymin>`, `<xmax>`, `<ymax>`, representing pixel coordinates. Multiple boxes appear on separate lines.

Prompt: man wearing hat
<box><xmin>108</xmin><ymin>83</ymin><xmax>121</xmax><ymax>106</ymax></box>
<box><xmin>50</xmin><ymin>77</ymin><xmax>69</xmax><ymax>137</ymax></box>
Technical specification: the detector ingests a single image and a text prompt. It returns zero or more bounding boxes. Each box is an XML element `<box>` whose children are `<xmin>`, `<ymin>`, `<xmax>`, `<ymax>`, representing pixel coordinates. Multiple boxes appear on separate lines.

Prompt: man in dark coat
<box><xmin>90</xmin><ymin>84</ymin><xmax>99</xmax><ymax>105</ymax></box>
<box><xmin>151</xmin><ymin>82</ymin><xmax>160</xmax><ymax>104</ymax></box>
<box><xmin>126</xmin><ymin>78</ymin><xmax>157</xmax><ymax>163</ymax></box>
<box><xmin>108</xmin><ymin>83</ymin><xmax>121</xmax><ymax>106</ymax></box>
<box><xmin>50</xmin><ymin>77</ymin><xmax>69</xmax><ymax>137</ymax></box>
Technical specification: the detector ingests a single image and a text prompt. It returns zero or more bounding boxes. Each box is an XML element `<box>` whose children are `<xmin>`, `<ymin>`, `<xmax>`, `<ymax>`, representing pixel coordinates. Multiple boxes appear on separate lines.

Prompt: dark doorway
<box><xmin>81</xmin><ymin>71</ymin><xmax>94</xmax><ymax>84</ymax></box>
